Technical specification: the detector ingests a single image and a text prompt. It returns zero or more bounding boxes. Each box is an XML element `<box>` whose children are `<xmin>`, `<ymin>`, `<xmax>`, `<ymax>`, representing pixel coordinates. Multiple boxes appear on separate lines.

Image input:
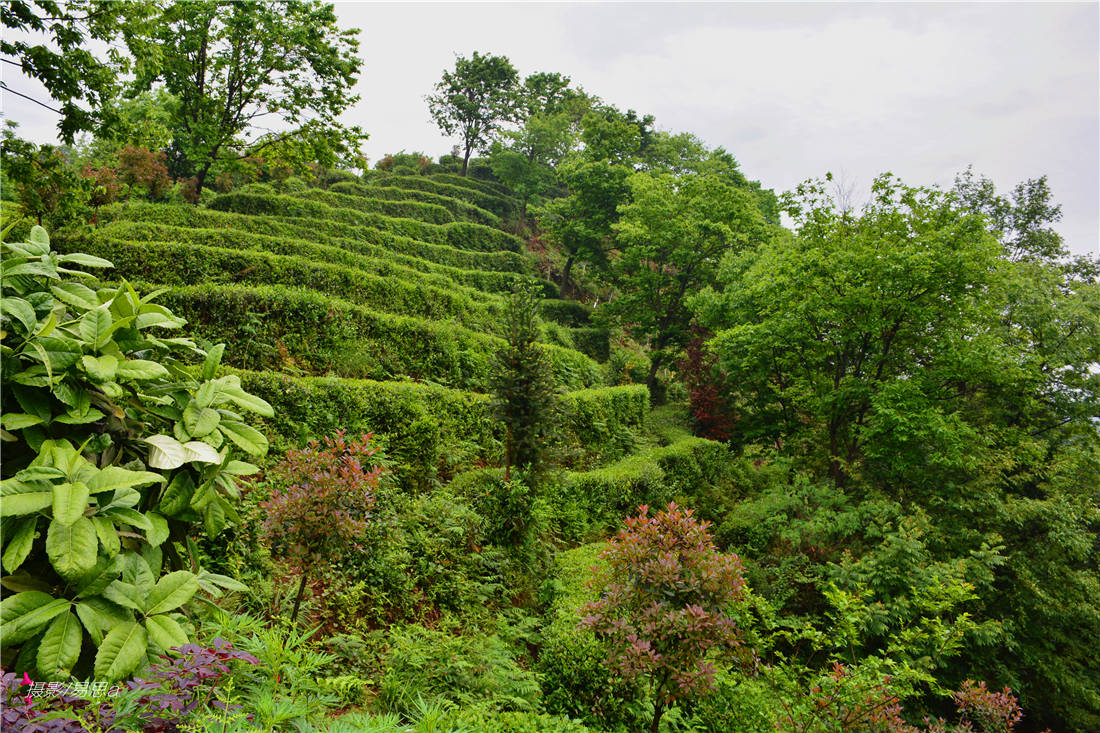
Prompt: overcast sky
<box><xmin>4</xmin><ymin>1</ymin><xmax>1097</xmax><ymax>256</ymax></box>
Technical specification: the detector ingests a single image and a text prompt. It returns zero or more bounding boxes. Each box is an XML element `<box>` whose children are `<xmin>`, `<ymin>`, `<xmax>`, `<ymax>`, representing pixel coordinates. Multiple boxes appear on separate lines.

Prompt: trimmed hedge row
<box><xmin>540</xmin><ymin>299</ymin><xmax>592</xmax><ymax>327</ymax></box>
<box><xmin>210</xmin><ymin>192</ymin><xmax>524</xmax><ymax>253</ymax></box>
<box><xmin>554</xmin><ymin>437</ymin><xmax>733</xmax><ymax>541</ymax></box>
<box><xmin>80</xmin><ymin>222</ymin><xmax>505</xmax><ymax>303</ymax></box>
<box><xmin>430</xmin><ymin>172</ymin><xmax>513</xmax><ymax>198</ymax></box>
<box><xmin>369</xmin><ymin>174</ymin><xmax>518</xmax><ymax>220</ymax></box>
<box><xmin>295</xmin><ymin>188</ymin><xmax>455</xmax><ymax>225</ymax></box>
<box><xmin>330</xmin><ymin>181</ymin><xmax>501</xmax><ymax>228</ymax></box>
<box><xmin>560</xmin><ymin>384</ymin><xmax>649</xmax><ymax>468</ymax></box>
<box><xmin>235</xmin><ymin>369</ymin><xmax>499</xmax><ymax>491</ymax></box>
<box><xmin>98</xmin><ymin>202</ymin><xmax>535</xmax><ymax>274</ymax></box>
<box><xmin>60</xmin><ymin>236</ymin><xmax>506</xmax><ymax>332</ymax></box>
<box><xmin>235</xmin><ymin>371</ymin><xmax>648</xmax><ymax>490</ymax></box>
<box><xmin>102</xmin><ymin>281</ymin><xmax>602</xmax><ymax>391</ymax></box>
<box><xmin>95</xmin><ymin>219</ymin><xmax>557</xmax><ymax>300</ymax></box>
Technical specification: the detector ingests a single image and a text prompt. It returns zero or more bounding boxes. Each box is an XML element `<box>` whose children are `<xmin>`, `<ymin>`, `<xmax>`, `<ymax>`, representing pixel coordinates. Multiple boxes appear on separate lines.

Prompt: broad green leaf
<box><xmin>103</xmin><ymin>580</ymin><xmax>144</xmax><ymax>612</ymax></box>
<box><xmin>135</xmin><ymin>311</ymin><xmax>185</xmax><ymax>329</ymax></box>
<box><xmin>46</xmin><ymin>516</ymin><xmax>98</xmax><ymax>580</ymax></box>
<box><xmin>146</xmin><ymin>512</ymin><xmax>170</xmax><ymax>547</ymax></box>
<box><xmin>2</xmin><ymin>516</ymin><xmax>37</xmax><ymax>573</ymax></box>
<box><xmin>1</xmin><ymin>482</ymin><xmax>53</xmax><ymax>516</ymax></box>
<box><xmin>80</xmin><ymin>307</ymin><xmax>113</xmax><ymax>347</ymax></box>
<box><xmin>144</xmin><ymin>435</ymin><xmax>188</xmax><ymax>469</ymax></box>
<box><xmin>0</xmin><ymin>591</ymin><xmax>70</xmax><ymax>645</ymax></box>
<box><xmin>87</xmin><ymin>466</ymin><xmax>163</xmax><ymax>494</ymax></box>
<box><xmin>37</xmin><ymin>611</ymin><xmax>82</xmax><ymax>680</ymax></box>
<box><xmin>1</xmin><ymin>296</ymin><xmax>37</xmax><ymax>332</ymax></box>
<box><xmin>52</xmin><ymin>408</ymin><xmax>105</xmax><ymax>425</ymax></box>
<box><xmin>93</xmin><ymin>516</ymin><xmax>121</xmax><ymax>556</ymax></box>
<box><xmin>145</xmin><ymin>614</ymin><xmax>188</xmax><ymax>651</ymax></box>
<box><xmin>183</xmin><ymin>404</ymin><xmax>220</xmax><ymax>438</ymax></box>
<box><xmin>82</xmin><ymin>354</ymin><xmax>118</xmax><ymax>382</ymax></box>
<box><xmin>124</xmin><ymin>552</ymin><xmax>156</xmax><ymax>594</ymax></box>
<box><xmin>157</xmin><ymin>473</ymin><xmax>194</xmax><ymax>516</ymax></box>
<box><xmin>224</xmin><ymin>460</ymin><xmax>259</xmax><ymax>476</ymax></box>
<box><xmin>115</xmin><ymin>359</ymin><xmax>170</xmax><ymax>381</ymax></box>
<box><xmin>58</xmin><ymin>252</ymin><xmax>113</xmax><ymax>268</ymax></box>
<box><xmin>52</xmin><ymin>482</ymin><xmax>90</xmax><ymax>526</ymax></box>
<box><xmin>204</xmin><ymin>501</ymin><xmax>226</xmax><ymax>537</ymax></box>
<box><xmin>194</xmin><ymin>381</ymin><xmax>218</xmax><ymax>409</ymax></box>
<box><xmin>201</xmin><ymin>343</ymin><xmax>225</xmax><ymax>381</ymax></box>
<box><xmin>1</xmin><ymin>413</ymin><xmax>44</xmax><ymax>430</ymax></box>
<box><xmin>3</xmin><ymin>259</ymin><xmax>58</xmax><ymax>279</ymax></box>
<box><xmin>183</xmin><ymin>440</ymin><xmax>222</xmax><ymax>464</ymax></box>
<box><xmin>218</xmin><ymin>420</ymin><xmax>268</xmax><ymax>456</ymax></box>
<box><xmin>223</xmin><ymin>388</ymin><xmax>274</xmax><ymax>418</ymax></box>
<box><xmin>75</xmin><ymin>597</ymin><xmax>130</xmax><ymax>646</ymax></box>
<box><xmin>198</xmin><ymin>570</ymin><xmax>249</xmax><ymax>594</ymax></box>
<box><xmin>36</xmin><ymin>336</ymin><xmax>82</xmax><ymax>369</ymax></box>
<box><xmin>12</xmin><ymin>385</ymin><xmax>51</xmax><ymax>420</ymax></box>
<box><xmin>28</xmin><ymin>224</ymin><xmax>50</xmax><ymax>248</ymax></box>
<box><xmin>50</xmin><ymin>282</ymin><xmax>99</xmax><ymax>310</ymax></box>
<box><xmin>105</xmin><ymin>507</ymin><xmax>153</xmax><ymax>532</ymax></box>
<box><xmin>94</xmin><ymin>621</ymin><xmax>148</xmax><ymax>680</ymax></box>
<box><xmin>75</xmin><ymin>555</ymin><xmax>125</xmax><ymax>598</ymax></box>
<box><xmin>145</xmin><ymin>571</ymin><xmax>200</xmax><ymax>615</ymax></box>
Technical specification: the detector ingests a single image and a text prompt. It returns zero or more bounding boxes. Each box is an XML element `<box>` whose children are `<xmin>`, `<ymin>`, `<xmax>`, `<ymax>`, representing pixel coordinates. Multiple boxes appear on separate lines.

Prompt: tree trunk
<box><xmin>291</xmin><ymin>569</ymin><xmax>309</xmax><ymax>624</ymax></box>
<box><xmin>562</xmin><ymin>254</ymin><xmax>575</xmax><ymax>294</ymax></box>
<box><xmin>646</xmin><ymin>352</ymin><xmax>664</xmax><ymax>399</ymax></box>
<box><xmin>194</xmin><ymin>160</ymin><xmax>214</xmax><ymax>202</ymax></box>
<box><xmin>649</xmin><ymin>695</ymin><xmax>666</xmax><ymax>733</ymax></box>
<box><xmin>461</xmin><ymin>143</ymin><xmax>472</xmax><ymax>177</ymax></box>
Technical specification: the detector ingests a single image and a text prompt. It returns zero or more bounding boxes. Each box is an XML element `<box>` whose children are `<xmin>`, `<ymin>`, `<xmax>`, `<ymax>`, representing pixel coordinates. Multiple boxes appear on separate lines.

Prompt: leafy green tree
<box><xmin>0</xmin><ymin>127</ymin><xmax>87</xmax><ymax>225</ymax></box>
<box><xmin>603</xmin><ymin>171</ymin><xmax>768</xmax><ymax>397</ymax></box>
<box><xmin>0</xmin><ymin>224</ymin><xmax>269</xmax><ymax>680</ymax></box>
<box><xmin>427</xmin><ymin>51</ymin><xmax>522</xmax><ymax>177</ymax></box>
<box><xmin>954</xmin><ymin>166</ymin><xmax>1065</xmax><ymax>261</ymax></box>
<box><xmin>490</xmin><ymin>283</ymin><xmax>559</xmax><ymax>483</ymax></box>
<box><xmin>697</xmin><ymin>173</ymin><xmax>1100</xmax><ymax>730</ymax></box>
<box><xmin>135</xmin><ymin>0</ymin><xmax>364</xmax><ymax>196</ymax></box>
<box><xmin>1</xmin><ymin>0</ymin><xmax>155</xmax><ymax>141</ymax></box>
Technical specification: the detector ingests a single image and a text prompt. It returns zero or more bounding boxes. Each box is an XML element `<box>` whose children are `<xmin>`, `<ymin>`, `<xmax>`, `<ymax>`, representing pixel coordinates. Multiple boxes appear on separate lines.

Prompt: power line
<box><xmin>0</xmin><ymin>81</ymin><xmax>62</xmax><ymax>114</ymax></box>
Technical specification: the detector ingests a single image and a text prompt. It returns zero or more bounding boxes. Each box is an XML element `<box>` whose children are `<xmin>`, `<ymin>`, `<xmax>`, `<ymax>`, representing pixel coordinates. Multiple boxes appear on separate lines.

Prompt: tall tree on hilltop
<box><xmin>134</xmin><ymin>0</ymin><xmax>364</xmax><ymax>196</ymax></box>
<box><xmin>427</xmin><ymin>51</ymin><xmax>521</xmax><ymax>177</ymax></box>
<box><xmin>602</xmin><ymin>171</ymin><xmax>769</xmax><ymax>398</ymax></box>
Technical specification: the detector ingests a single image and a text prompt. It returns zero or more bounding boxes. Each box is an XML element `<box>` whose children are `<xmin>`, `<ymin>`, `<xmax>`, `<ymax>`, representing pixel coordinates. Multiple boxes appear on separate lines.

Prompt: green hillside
<box><xmin>3</xmin><ymin>13</ymin><xmax>1096</xmax><ymax>733</ymax></box>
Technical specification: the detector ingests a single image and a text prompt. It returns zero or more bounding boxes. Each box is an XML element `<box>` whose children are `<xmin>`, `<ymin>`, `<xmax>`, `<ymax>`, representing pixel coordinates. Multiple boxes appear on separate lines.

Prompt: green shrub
<box><xmin>540</xmin><ymin>299</ymin><xmax>591</xmax><ymax>327</ymax></box>
<box><xmin>130</xmin><ymin>283</ymin><xmax>599</xmax><ymax>391</ymax></box>
<box><xmin>559</xmin><ymin>385</ymin><xmax>649</xmax><ymax>467</ymax></box>
<box><xmin>59</xmin><ymin>237</ymin><xmax>505</xmax><ymax>332</ymax></box>
<box><xmin>369</xmin><ymin>173</ymin><xmax>518</xmax><ymax>220</ymax></box>
<box><xmin>432</xmin><ymin>171</ymin><xmax>513</xmax><ymax>198</ymax></box>
<box><xmin>0</xmin><ymin>225</ymin><xmax>267</xmax><ymax>681</ymax></box>
<box><xmin>449</xmin><ymin>710</ymin><xmax>596</xmax><ymax>732</ymax></box>
<box><xmin>537</xmin><ymin>544</ymin><xmax>644</xmax><ymax>730</ymax></box>
<box><xmin>567</xmin><ymin>327</ymin><xmax>609</xmax><ymax>362</ymax></box>
<box><xmin>210</xmin><ymin>191</ymin><xmax>523</xmax><ymax>253</ymax></box>
<box><xmin>236</xmin><ymin>370</ymin><xmax>498</xmax><ymax>490</ymax></box>
<box><xmin>377</xmin><ymin>625</ymin><xmax>541</xmax><ymax>715</ymax></box>
<box><xmin>550</xmin><ymin>437</ymin><xmax>733</xmax><ymax>541</ymax></box>
<box><xmin>98</xmin><ymin>202</ymin><xmax>535</xmax><ymax>274</ymax></box>
<box><xmin>93</xmin><ymin>218</ymin><xmax>549</xmax><ymax>294</ymax></box>
<box><xmin>330</xmin><ymin>181</ymin><xmax>502</xmax><ymax>228</ymax></box>
<box><xmin>296</xmin><ymin>188</ymin><xmax>456</xmax><ymax>224</ymax></box>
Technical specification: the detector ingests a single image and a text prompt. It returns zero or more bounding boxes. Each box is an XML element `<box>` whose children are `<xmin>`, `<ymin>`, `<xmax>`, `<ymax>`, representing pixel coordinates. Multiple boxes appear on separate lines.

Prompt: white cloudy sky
<box><xmin>4</xmin><ymin>1</ymin><xmax>1097</xmax><ymax>256</ymax></box>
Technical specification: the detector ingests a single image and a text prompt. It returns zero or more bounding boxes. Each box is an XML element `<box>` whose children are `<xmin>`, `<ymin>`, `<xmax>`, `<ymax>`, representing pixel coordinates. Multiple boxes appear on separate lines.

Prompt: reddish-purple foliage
<box><xmin>117</xmin><ymin>145</ymin><xmax>171</xmax><ymax>199</ymax></box>
<box><xmin>580</xmin><ymin>503</ymin><xmax>748</xmax><ymax>731</ymax></box>
<box><xmin>261</xmin><ymin>431</ymin><xmax>384</xmax><ymax>564</ymax></box>
<box><xmin>678</xmin><ymin>326</ymin><xmax>738</xmax><ymax>443</ymax></box>
<box><xmin>0</xmin><ymin>640</ymin><xmax>257</xmax><ymax>733</ymax></box>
